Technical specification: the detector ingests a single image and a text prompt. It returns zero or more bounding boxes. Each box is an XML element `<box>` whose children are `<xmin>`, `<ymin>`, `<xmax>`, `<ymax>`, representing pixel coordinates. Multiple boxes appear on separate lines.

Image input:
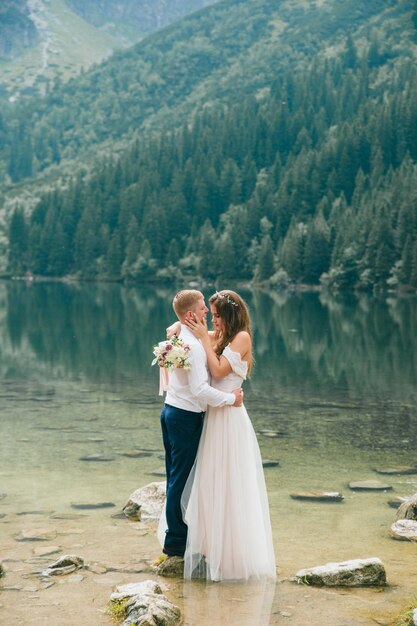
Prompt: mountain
<box><xmin>1</xmin><ymin>0</ymin><xmax>403</xmax><ymax>186</ymax></box>
<box><xmin>2</xmin><ymin>0</ymin><xmax>417</xmax><ymax>291</ymax></box>
<box><xmin>0</xmin><ymin>0</ymin><xmax>219</xmax><ymax>101</ymax></box>
<box><xmin>0</xmin><ymin>1</ymin><xmax>38</xmax><ymax>62</ymax></box>
<box><xmin>65</xmin><ymin>0</ymin><xmax>219</xmax><ymax>42</ymax></box>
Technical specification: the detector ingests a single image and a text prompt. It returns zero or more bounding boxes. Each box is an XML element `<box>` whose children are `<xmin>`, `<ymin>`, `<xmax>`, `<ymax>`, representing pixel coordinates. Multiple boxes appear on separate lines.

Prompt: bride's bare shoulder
<box><xmin>229</xmin><ymin>331</ymin><xmax>251</xmax><ymax>353</ymax></box>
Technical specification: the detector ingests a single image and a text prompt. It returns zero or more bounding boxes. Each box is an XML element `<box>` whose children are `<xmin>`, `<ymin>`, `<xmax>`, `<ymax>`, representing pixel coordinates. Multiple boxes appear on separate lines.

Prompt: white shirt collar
<box><xmin>180</xmin><ymin>324</ymin><xmax>199</xmax><ymax>342</ymax></box>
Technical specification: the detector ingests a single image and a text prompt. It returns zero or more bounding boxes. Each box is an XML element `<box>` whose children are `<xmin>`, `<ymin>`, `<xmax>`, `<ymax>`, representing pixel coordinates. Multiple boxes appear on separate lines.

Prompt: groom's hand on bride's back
<box><xmin>232</xmin><ymin>389</ymin><xmax>243</xmax><ymax>406</ymax></box>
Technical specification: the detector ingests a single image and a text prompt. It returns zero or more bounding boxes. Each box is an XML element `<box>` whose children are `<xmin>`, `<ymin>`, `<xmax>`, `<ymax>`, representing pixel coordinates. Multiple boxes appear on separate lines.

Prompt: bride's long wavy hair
<box><xmin>209</xmin><ymin>290</ymin><xmax>253</xmax><ymax>375</ymax></box>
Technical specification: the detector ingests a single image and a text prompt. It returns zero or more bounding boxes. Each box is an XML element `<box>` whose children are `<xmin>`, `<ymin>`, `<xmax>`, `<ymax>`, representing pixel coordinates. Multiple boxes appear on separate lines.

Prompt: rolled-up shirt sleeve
<box><xmin>188</xmin><ymin>343</ymin><xmax>235</xmax><ymax>407</ymax></box>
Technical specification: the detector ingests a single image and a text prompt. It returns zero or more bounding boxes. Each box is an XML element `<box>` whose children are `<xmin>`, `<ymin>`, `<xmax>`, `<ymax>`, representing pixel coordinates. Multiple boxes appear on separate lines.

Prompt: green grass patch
<box><xmin>106</xmin><ymin>597</ymin><xmax>130</xmax><ymax>623</ymax></box>
<box><xmin>393</xmin><ymin>598</ymin><xmax>417</xmax><ymax>626</ymax></box>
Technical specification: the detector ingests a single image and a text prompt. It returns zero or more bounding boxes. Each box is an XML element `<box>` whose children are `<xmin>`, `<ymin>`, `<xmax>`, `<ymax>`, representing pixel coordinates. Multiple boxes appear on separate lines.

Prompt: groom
<box><xmin>160</xmin><ymin>289</ymin><xmax>243</xmax><ymax>558</ymax></box>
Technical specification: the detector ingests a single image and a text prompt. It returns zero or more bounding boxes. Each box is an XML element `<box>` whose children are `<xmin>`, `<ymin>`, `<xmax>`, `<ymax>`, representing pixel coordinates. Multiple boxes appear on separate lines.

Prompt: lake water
<box><xmin>1</xmin><ymin>280</ymin><xmax>417</xmax><ymax>625</ymax></box>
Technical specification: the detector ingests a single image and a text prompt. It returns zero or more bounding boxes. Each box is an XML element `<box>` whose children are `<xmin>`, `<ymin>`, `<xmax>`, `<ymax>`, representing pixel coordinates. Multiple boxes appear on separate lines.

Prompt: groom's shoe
<box><xmin>162</xmin><ymin>547</ymin><xmax>185</xmax><ymax>558</ymax></box>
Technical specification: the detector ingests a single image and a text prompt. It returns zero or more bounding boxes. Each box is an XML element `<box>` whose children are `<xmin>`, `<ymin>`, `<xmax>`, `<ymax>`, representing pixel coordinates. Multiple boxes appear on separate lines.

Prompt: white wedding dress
<box><xmin>181</xmin><ymin>345</ymin><xmax>276</xmax><ymax>581</ymax></box>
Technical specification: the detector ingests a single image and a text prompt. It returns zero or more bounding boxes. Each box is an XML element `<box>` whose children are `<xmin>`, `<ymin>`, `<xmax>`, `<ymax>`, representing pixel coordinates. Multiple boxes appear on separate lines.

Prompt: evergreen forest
<box><xmin>3</xmin><ymin>0</ymin><xmax>417</xmax><ymax>291</ymax></box>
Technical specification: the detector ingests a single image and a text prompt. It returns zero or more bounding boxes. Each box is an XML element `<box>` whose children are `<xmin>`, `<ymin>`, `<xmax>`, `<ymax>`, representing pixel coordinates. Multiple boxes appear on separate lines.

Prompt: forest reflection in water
<box><xmin>2</xmin><ymin>279</ymin><xmax>417</xmax><ymax>405</ymax></box>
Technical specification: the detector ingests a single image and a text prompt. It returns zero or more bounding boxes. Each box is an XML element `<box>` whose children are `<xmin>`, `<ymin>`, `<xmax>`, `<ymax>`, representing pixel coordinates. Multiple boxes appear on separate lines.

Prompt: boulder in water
<box><xmin>294</xmin><ymin>557</ymin><xmax>386</xmax><ymax>587</ymax></box>
<box><xmin>123</xmin><ymin>481</ymin><xmax>166</xmax><ymax>521</ymax></box>
<box><xmin>396</xmin><ymin>493</ymin><xmax>417</xmax><ymax>521</ymax></box>
<box><xmin>389</xmin><ymin>519</ymin><xmax>417</xmax><ymax>542</ymax></box>
<box><xmin>110</xmin><ymin>579</ymin><xmax>181</xmax><ymax>626</ymax></box>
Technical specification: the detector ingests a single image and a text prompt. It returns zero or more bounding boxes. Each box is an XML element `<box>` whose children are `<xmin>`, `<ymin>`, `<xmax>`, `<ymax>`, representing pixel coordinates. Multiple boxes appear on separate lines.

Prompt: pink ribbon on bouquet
<box><xmin>159</xmin><ymin>368</ymin><xmax>170</xmax><ymax>396</ymax></box>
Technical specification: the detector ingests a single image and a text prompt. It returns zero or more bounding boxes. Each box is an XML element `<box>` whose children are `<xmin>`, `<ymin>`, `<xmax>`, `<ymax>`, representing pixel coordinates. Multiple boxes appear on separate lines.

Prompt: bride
<box><xmin>179</xmin><ymin>289</ymin><xmax>276</xmax><ymax>582</ymax></box>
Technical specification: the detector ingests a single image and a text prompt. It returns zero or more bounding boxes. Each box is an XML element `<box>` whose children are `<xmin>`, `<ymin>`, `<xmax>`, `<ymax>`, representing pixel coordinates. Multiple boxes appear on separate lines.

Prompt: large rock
<box><xmin>123</xmin><ymin>482</ymin><xmax>166</xmax><ymax>521</ymax></box>
<box><xmin>111</xmin><ymin>580</ymin><xmax>163</xmax><ymax>602</ymax></box>
<box><xmin>154</xmin><ymin>556</ymin><xmax>184</xmax><ymax>578</ymax></box>
<box><xmin>389</xmin><ymin>519</ymin><xmax>417</xmax><ymax>541</ymax></box>
<box><xmin>413</xmin><ymin>608</ymin><xmax>417</xmax><ymax>626</ymax></box>
<box><xmin>294</xmin><ymin>557</ymin><xmax>386</xmax><ymax>587</ymax></box>
<box><xmin>396</xmin><ymin>493</ymin><xmax>417</xmax><ymax>521</ymax></box>
<box><xmin>40</xmin><ymin>555</ymin><xmax>84</xmax><ymax>577</ymax></box>
<box><xmin>110</xmin><ymin>579</ymin><xmax>181</xmax><ymax>626</ymax></box>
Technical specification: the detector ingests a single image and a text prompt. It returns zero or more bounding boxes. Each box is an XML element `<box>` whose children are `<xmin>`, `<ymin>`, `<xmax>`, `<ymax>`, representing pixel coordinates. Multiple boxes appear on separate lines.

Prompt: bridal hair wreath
<box><xmin>214</xmin><ymin>291</ymin><xmax>238</xmax><ymax>307</ymax></box>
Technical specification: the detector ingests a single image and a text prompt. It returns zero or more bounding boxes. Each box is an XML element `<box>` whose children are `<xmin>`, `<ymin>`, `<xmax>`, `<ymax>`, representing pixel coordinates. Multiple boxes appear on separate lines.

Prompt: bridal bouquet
<box><xmin>152</xmin><ymin>336</ymin><xmax>192</xmax><ymax>371</ymax></box>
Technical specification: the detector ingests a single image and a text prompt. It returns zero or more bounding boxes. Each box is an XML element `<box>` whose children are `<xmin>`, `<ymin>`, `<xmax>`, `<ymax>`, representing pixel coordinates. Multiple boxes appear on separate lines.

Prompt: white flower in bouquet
<box><xmin>152</xmin><ymin>336</ymin><xmax>191</xmax><ymax>370</ymax></box>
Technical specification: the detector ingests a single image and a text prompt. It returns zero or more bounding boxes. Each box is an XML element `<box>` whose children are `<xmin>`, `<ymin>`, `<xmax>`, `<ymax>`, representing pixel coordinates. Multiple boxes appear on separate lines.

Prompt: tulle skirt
<box><xmin>181</xmin><ymin>403</ymin><xmax>276</xmax><ymax>582</ymax></box>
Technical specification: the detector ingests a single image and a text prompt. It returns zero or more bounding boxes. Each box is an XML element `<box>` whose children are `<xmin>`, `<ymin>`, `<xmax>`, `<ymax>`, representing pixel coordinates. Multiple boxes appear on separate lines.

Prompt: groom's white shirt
<box><xmin>165</xmin><ymin>325</ymin><xmax>235</xmax><ymax>413</ymax></box>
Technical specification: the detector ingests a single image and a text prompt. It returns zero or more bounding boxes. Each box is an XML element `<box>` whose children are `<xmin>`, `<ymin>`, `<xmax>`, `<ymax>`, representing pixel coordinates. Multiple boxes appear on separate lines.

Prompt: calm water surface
<box><xmin>1</xmin><ymin>281</ymin><xmax>417</xmax><ymax>625</ymax></box>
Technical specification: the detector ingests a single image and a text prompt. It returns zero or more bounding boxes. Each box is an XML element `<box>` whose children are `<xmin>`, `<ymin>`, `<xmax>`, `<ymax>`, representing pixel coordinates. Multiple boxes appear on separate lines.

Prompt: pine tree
<box><xmin>8</xmin><ymin>208</ymin><xmax>28</xmax><ymax>273</ymax></box>
<box><xmin>304</xmin><ymin>213</ymin><xmax>331</xmax><ymax>284</ymax></box>
<box><xmin>254</xmin><ymin>235</ymin><xmax>275</xmax><ymax>283</ymax></box>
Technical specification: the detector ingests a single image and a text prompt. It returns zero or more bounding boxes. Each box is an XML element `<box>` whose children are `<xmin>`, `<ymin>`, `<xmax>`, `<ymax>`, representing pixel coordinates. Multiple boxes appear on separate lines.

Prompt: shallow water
<box><xmin>1</xmin><ymin>281</ymin><xmax>417</xmax><ymax>625</ymax></box>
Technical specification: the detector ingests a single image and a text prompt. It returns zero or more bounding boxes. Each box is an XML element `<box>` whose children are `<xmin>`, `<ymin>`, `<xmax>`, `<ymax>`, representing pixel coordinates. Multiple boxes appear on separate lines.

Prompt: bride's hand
<box><xmin>185</xmin><ymin>316</ymin><xmax>209</xmax><ymax>340</ymax></box>
<box><xmin>166</xmin><ymin>320</ymin><xmax>181</xmax><ymax>339</ymax></box>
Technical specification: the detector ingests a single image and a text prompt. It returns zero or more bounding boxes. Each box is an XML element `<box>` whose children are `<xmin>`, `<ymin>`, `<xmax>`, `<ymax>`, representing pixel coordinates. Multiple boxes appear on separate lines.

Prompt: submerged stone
<box><xmin>349</xmin><ymin>480</ymin><xmax>392</xmax><ymax>491</ymax></box>
<box><xmin>50</xmin><ymin>513</ymin><xmax>86</xmax><ymax>520</ymax></box>
<box><xmin>32</xmin><ymin>546</ymin><xmax>61</xmax><ymax>557</ymax></box>
<box><xmin>15</xmin><ymin>527</ymin><xmax>57</xmax><ymax>542</ymax></box>
<box><xmin>389</xmin><ymin>519</ymin><xmax>417</xmax><ymax>541</ymax></box>
<box><xmin>71</xmin><ymin>502</ymin><xmax>115</xmax><ymax>510</ymax></box>
<box><xmin>294</xmin><ymin>557</ymin><xmax>386</xmax><ymax>587</ymax></box>
<box><xmin>121</xmin><ymin>450</ymin><xmax>153</xmax><ymax>459</ymax></box>
<box><xmin>40</xmin><ymin>554</ymin><xmax>84</xmax><ymax>577</ymax></box>
<box><xmin>290</xmin><ymin>491</ymin><xmax>344</xmax><ymax>503</ymax></box>
<box><xmin>387</xmin><ymin>496</ymin><xmax>409</xmax><ymax>509</ymax></box>
<box><xmin>88</xmin><ymin>564</ymin><xmax>107</xmax><ymax>574</ymax></box>
<box><xmin>78</xmin><ymin>455</ymin><xmax>114</xmax><ymax>462</ymax></box>
<box><xmin>147</xmin><ymin>467</ymin><xmax>166</xmax><ymax>477</ymax></box>
<box><xmin>373</xmin><ymin>466</ymin><xmax>417</xmax><ymax>475</ymax></box>
<box><xmin>262</xmin><ymin>459</ymin><xmax>280</xmax><ymax>468</ymax></box>
<box><xmin>111</xmin><ymin>512</ymin><xmax>127</xmax><ymax>520</ymax></box>
<box><xmin>258</xmin><ymin>430</ymin><xmax>286</xmax><ymax>438</ymax></box>
<box><xmin>16</xmin><ymin>510</ymin><xmax>51</xmax><ymax>516</ymax></box>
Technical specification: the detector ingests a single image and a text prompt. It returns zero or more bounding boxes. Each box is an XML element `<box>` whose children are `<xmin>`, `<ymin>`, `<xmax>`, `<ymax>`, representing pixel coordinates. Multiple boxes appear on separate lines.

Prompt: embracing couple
<box><xmin>158</xmin><ymin>288</ymin><xmax>276</xmax><ymax>581</ymax></box>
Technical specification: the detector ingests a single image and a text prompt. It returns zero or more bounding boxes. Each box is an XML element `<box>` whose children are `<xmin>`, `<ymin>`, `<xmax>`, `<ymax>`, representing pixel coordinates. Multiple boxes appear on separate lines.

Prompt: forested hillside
<box><xmin>1</xmin><ymin>0</ymin><xmax>399</xmax><ymax>186</ymax></box>
<box><xmin>4</xmin><ymin>0</ymin><xmax>417</xmax><ymax>291</ymax></box>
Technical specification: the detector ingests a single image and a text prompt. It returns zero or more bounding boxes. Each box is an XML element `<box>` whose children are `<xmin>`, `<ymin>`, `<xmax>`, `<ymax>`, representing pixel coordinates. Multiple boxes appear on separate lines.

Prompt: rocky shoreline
<box><xmin>2</xmin><ymin>475</ymin><xmax>417</xmax><ymax>625</ymax></box>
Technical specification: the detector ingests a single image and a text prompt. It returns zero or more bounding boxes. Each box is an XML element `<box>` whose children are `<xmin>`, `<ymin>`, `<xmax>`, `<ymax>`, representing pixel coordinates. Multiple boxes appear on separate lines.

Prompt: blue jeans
<box><xmin>160</xmin><ymin>403</ymin><xmax>204</xmax><ymax>556</ymax></box>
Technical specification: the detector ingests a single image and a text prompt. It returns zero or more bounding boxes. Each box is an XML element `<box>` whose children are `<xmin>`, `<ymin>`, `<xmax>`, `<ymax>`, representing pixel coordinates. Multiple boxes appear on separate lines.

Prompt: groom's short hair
<box><xmin>173</xmin><ymin>289</ymin><xmax>203</xmax><ymax>318</ymax></box>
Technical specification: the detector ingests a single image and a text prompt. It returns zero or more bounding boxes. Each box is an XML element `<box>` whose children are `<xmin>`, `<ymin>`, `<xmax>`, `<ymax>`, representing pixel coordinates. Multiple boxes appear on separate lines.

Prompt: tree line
<box><xmin>7</xmin><ymin>29</ymin><xmax>417</xmax><ymax>291</ymax></box>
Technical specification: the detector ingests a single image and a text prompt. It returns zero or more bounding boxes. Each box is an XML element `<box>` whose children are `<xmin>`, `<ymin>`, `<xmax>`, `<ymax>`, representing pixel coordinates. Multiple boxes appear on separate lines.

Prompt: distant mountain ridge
<box><xmin>65</xmin><ymin>0</ymin><xmax>219</xmax><ymax>41</ymax></box>
<box><xmin>0</xmin><ymin>0</ymin><xmax>219</xmax><ymax>100</ymax></box>
<box><xmin>0</xmin><ymin>0</ymin><xmax>38</xmax><ymax>61</ymax></box>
